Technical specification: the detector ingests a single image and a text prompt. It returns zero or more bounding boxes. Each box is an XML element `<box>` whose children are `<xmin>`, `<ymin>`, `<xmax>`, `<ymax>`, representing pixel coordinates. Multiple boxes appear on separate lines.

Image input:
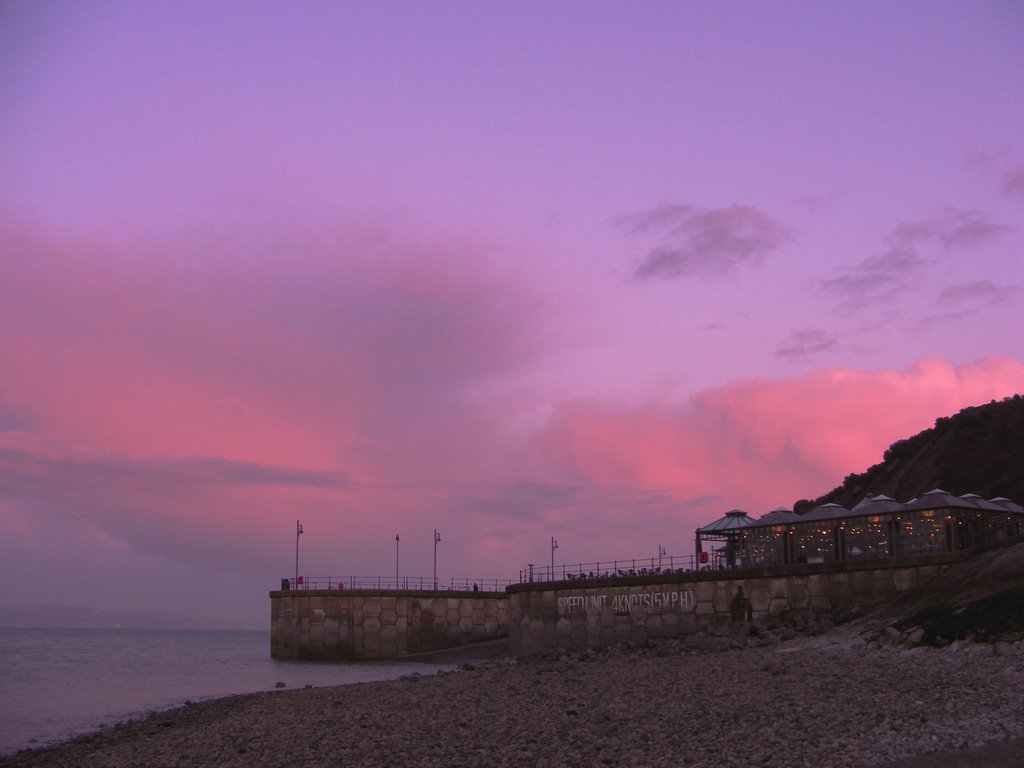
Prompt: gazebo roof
<box><xmin>990</xmin><ymin>497</ymin><xmax>1024</xmax><ymax>514</ymax></box>
<box><xmin>953</xmin><ymin>493</ymin><xmax>1006</xmax><ymax>511</ymax></box>
<box><xmin>803</xmin><ymin>502</ymin><xmax>849</xmax><ymax>522</ymax></box>
<box><xmin>850</xmin><ymin>494</ymin><xmax>904</xmax><ymax>515</ymax></box>
<box><xmin>758</xmin><ymin>506</ymin><xmax>801</xmax><ymax>524</ymax></box>
<box><xmin>702</xmin><ymin>491</ymin><xmax>1024</xmax><ymax>538</ymax></box>
<box><xmin>902</xmin><ymin>488</ymin><xmax>999</xmax><ymax>512</ymax></box>
<box><xmin>696</xmin><ymin>509</ymin><xmax>756</xmax><ymax>534</ymax></box>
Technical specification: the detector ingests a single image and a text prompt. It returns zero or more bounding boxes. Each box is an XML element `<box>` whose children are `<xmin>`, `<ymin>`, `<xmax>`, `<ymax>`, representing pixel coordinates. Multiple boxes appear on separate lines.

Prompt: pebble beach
<box><xmin>3</xmin><ymin>629</ymin><xmax>1023</xmax><ymax>768</ymax></box>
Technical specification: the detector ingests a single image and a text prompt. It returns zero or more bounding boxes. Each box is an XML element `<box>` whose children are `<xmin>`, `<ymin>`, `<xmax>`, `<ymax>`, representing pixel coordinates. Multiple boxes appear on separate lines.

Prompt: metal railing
<box><xmin>279</xmin><ymin>576</ymin><xmax>513</xmax><ymax>592</ymax></box>
<box><xmin>519</xmin><ymin>554</ymin><xmax>698</xmax><ymax>583</ymax></box>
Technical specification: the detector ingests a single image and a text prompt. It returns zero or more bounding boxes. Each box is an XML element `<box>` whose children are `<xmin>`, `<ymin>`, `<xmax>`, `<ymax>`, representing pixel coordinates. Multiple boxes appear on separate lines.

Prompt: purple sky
<box><xmin>2</xmin><ymin>1</ymin><xmax>1023</xmax><ymax>626</ymax></box>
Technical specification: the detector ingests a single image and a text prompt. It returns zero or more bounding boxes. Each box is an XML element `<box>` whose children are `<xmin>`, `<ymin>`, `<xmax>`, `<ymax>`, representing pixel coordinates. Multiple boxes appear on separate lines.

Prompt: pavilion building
<box><xmin>696</xmin><ymin>490</ymin><xmax>1024</xmax><ymax>570</ymax></box>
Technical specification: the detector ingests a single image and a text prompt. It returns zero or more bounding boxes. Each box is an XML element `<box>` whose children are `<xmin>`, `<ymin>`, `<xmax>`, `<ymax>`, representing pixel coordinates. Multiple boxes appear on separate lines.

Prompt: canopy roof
<box><xmin>699</xmin><ymin>491</ymin><xmax>1023</xmax><ymax>534</ymax></box>
<box><xmin>696</xmin><ymin>509</ymin><xmax>755</xmax><ymax>534</ymax></box>
<box><xmin>902</xmin><ymin>488</ymin><xmax>1006</xmax><ymax>512</ymax></box>
<box><xmin>991</xmin><ymin>497</ymin><xmax>1024</xmax><ymax>513</ymax></box>
<box><xmin>849</xmin><ymin>494</ymin><xmax>903</xmax><ymax>515</ymax></box>
<box><xmin>757</xmin><ymin>507</ymin><xmax>801</xmax><ymax>525</ymax></box>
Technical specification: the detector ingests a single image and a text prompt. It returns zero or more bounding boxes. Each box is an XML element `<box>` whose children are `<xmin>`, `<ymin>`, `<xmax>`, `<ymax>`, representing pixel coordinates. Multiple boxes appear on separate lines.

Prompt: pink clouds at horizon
<box><xmin>534</xmin><ymin>356</ymin><xmax>1024</xmax><ymax>518</ymax></box>
<box><xmin>0</xmin><ymin>213</ymin><xmax>541</xmax><ymax>471</ymax></box>
<box><xmin>0</xmin><ymin>214</ymin><xmax>552</xmax><ymax>587</ymax></box>
<box><xmin>2</xmin><ymin>214</ymin><xmax>1023</xmax><ymax>622</ymax></box>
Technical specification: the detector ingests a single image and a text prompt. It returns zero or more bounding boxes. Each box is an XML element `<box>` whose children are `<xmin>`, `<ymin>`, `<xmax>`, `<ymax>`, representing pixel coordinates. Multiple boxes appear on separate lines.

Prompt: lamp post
<box><xmin>295</xmin><ymin>520</ymin><xmax>303</xmax><ymax>588</ymax></box>
<box><xmin>550</xmin><ymin>536</ymin><xmax>558</xmax><ymax>580</ymax></box>
<box><xmin>395</xmin><ymin>534</ymin><xmax>400</xmax><ymax>588</ymax></box>
<box><xmin>433</xmin><ymin>529</ymin><xmax>441</xmax><ymax>590</ymax></box>
<box><xmin>658</xmin><ymin>544</ymin><xmax>666</xmax><ymax>569</ymax></box>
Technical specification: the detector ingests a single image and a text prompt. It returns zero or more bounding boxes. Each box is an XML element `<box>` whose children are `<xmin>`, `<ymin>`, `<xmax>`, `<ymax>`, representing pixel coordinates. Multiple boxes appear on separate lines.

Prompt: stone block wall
<box><xmin>509</xmin><ymin>583</ymin><xmax>699</xmax><ymax>656</ymax></box>
<box><xmin>508</xmin><ymin>554</ymin><xmax>961</xmax><ymax>656</ymax></box>
<box><xmin>270</xmin><ymin>590</ymin><xmax>508</xmax><ymax>660</ymax></box>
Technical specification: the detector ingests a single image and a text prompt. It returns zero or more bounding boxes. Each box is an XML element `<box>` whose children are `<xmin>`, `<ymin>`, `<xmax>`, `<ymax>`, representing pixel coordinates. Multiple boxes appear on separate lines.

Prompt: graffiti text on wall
<box><xmin>557</xmin><ymin>590</ymin><xmax>694</xmax><ymax>615</ymax></box>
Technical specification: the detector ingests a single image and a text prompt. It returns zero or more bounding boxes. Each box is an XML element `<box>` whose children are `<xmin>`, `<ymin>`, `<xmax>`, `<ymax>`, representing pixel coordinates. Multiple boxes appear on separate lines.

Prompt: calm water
<box><xmin>0</xmin><ymin>627</ymin><xmax>455</xmax><ymax>755</ymax></box>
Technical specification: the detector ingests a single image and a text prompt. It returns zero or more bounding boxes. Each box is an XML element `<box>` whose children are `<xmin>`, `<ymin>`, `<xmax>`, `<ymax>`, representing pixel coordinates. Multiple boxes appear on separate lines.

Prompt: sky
<box><xmin>1</xmin><ymin>1</ymin><xmax>1023</xmax><ymax>627</ymax></box>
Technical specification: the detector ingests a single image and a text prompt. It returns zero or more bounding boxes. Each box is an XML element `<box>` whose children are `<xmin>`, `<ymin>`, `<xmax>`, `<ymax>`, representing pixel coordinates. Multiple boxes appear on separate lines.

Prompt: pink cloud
<box><xmin>533</xmin><ymin>357</ymin><xmax>1024</xmax><ymax>522</ymax></box>
<box><xmin>0</xmin><ymin>214</ymin><xmax>543</xmax><ymax>475</ymax></box>
<box><xmin>620</xmin><ymin>203</ymin><xmax>790</xmax><ymax>281</ymax></box>
<box><xmin>890</xmin><ymin>208</ymin><xmax>1010</xmax><ymax>251</ymax></box>
<box><xmin>3</xmin><ymin>211</ymin><xmax>1023</xmax><ymax>622</ymax></box>
<box><xmin>1004</xmin><ymin>166</ymin><xmax>1024</xmax><ymax>201</ymax></box>
<box><xmin>0</xmin><ymin>213</ymin><xmax>553</xmax><ymax>591</ymax></box>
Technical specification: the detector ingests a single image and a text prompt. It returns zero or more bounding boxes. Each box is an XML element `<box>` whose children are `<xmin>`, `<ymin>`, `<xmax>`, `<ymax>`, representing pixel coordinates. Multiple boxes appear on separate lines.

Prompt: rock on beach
<box><xmin>3</xmin><ymin>636</ymin><xmax>1024</xmax><ymax>768</ymax></box>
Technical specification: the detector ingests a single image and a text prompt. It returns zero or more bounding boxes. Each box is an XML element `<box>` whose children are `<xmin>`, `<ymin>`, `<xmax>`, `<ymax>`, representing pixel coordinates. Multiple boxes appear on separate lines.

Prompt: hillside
<box><xmin>795</xmin><ymin>395</ymin><xmax>1024</xmax><ymax>512</ymax></box>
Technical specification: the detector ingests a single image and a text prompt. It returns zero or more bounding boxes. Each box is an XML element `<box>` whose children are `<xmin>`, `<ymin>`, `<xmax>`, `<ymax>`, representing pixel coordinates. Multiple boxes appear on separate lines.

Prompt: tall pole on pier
<box><xmin>433</xmin><ymin>529</ymin><xmax>441</xmax><ymax>590</ymax></box>
<box><xmin>395</xmin><ymin>534</ymin><xmax>400</xmax><ymax>587</ymax></box>
<box><xmin>295</xmin><ymin>520</ymin><xmax>303</xmax><ymax>587</ymax></box>
<box><xmin>550</xmin><ymin>536</ymin><xmax>558</xmax><ymax>580</ymax></box>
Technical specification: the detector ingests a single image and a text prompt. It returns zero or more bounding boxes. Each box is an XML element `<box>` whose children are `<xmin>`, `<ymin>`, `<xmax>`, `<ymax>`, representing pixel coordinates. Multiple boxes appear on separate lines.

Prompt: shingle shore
<box><xmin>3</xmin><ymin>635</ymin><xmax>1023</xmax><ymax>768</ymax></box>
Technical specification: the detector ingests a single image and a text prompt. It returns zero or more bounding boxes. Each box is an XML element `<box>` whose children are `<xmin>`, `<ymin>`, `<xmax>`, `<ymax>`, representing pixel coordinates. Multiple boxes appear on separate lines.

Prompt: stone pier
<box><xmin>270</xmin><ymin>589</ymin><xmax>509</xmax><ymax>660</ymax></box>
<box><xmin>508</xmin><ymin>552</ymin><xmax>964</xmax><ymax>656</ymax></box>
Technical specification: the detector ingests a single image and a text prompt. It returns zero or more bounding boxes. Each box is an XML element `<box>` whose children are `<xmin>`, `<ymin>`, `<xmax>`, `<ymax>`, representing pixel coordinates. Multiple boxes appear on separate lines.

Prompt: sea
<box><xmin>0</xmin><ymin>627</ymin><xmax>459</xmax><ymax>755</ymax></box>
